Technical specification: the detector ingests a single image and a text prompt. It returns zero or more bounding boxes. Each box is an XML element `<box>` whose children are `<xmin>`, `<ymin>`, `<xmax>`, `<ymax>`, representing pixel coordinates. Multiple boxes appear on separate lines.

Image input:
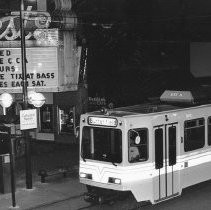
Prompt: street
<box><xmin>30</xmin><ymin>179</ymin><xmax>211</xmax><ymax>210</ymax></box>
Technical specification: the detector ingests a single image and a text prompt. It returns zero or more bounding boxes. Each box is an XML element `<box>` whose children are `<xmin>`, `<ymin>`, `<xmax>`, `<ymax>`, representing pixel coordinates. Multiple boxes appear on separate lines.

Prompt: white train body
<box><xmin>79</xmin><ymin>90</ymin><xmax>211</xmax><ymax>204</ymax></box>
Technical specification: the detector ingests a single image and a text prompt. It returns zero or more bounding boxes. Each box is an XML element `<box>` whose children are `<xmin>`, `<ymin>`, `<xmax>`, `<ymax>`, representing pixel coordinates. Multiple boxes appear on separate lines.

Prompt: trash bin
<box><xmin>0</xmin><ymin>154</ymin><xmax>11</xmax><ymax>193</ymax></box>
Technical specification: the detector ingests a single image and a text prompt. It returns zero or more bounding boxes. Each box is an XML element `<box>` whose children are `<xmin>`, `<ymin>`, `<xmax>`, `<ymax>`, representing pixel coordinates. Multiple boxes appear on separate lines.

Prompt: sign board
<box><xmin>0</xmin><ymin>6</ymin><xmax>50</xmax><ymax>41</ymax></box>
<box><xmin>20</xmin><ymin>109</ymin><xmax>37</xmax><ymax>130</ymax></box>
<box><xmin>0</xmin><ymin>47</ymin><xmax>58</xmax><ymax>90</ymax></box>
<box><xmin>160</xmin><ymin>90</ymin><xmax>194</xmax><ymax>103</ymax></box>
<box><xmin>88</xmin><ymin>117</ymin><xmax>118</xmax><ymax>127</ymax></box>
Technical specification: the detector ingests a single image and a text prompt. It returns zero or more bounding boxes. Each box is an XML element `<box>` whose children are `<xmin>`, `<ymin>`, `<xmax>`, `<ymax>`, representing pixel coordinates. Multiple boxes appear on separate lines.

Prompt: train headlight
<box><xmin>80</xmin><ymin>173</ymin><xmax>92</xmax><ymax>179</ymax></box>
<box><xmin>80</xmin><ymin>173</ymin><xmax>86</xmax><ymax>178</ymax></box>
<box><xmin>114</xmin><ymin>179</ymin><xmax>121</xmax><ymax>184</ymax></box>
<box><xmin>108</xmin><ymin>177</ymin><xmax>121</xmax><ymax>184</ymax></box>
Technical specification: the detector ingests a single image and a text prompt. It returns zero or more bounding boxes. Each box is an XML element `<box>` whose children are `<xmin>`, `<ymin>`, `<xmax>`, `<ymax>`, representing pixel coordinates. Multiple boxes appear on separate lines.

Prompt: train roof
<box><xmin>87</xmin><ymin>90</ymin><xmax>211</xmax><ymax>117</ymax></box>
<box><xmin>89</xmin><ymin>103</ymin><xmax>185</xmax><ymax>117</ymax></box>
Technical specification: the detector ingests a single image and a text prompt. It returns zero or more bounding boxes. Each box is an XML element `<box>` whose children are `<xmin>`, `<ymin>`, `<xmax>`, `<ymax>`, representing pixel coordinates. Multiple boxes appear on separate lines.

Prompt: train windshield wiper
<box><xmin>111</xmin><ymin>162</ymin><xmax>117</xmax><ymax>167</ymax></box>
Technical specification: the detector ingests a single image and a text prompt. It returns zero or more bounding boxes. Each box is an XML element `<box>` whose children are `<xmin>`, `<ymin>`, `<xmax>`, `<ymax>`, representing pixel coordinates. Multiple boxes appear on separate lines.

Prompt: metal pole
<box><xmin>9</xmin><ymin>137</ymin><xmax>16</xmax><ymax>207</ymax></box>
<box><xmin>20</xmin><ymin>0</ymin><xmax>32</xmax><ymax>189</ymax></box>
<box><xmin>3</xmin><ymin>107</ymin><xmax>6</xmax><ymax>115</ymax></box>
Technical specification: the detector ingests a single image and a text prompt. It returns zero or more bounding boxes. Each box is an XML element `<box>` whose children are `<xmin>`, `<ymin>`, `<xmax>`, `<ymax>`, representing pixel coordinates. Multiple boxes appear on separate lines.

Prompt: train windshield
<box><xmin>81</xmin><ymin>126</ymin><xmax>122</xmax><ymax>163</ymax></box>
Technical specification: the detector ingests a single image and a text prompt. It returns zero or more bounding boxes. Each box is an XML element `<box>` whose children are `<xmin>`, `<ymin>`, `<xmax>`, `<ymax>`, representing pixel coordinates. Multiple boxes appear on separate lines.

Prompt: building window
<box><xmin>184</xmin><ymin>118</ymin><xmax>205</xmax><ymax>152</ymax></box>
<box><xmin>58</xmin><ymin>106</ymin><xmax>75</xmax><ymax>134</ymax></box>
<box><xmin>128</xmin><ymin>128</ymin><xmax>148</xmax><ymax>163</ymax></box>
<box><xmin>40</xmin><ymin>104</ymin><xmax>53</xmax><ymax>133</ymax></box>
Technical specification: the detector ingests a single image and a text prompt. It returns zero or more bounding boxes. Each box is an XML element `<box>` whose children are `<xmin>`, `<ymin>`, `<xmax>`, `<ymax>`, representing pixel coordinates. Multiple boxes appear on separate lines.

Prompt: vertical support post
<box><xmin>3</xmin><ymin>107</ymin><xmax>6</xmax><ymax>115</ymax></box>
<box><xmin>90</xmin><ymin>128</ymin><xmax>94</xmax><ymax>157</ymax></box>
<box><xmin>73</xmin><ymin>106</ymin><xmax>77</xmax><ymax>140</ymax></box>
<box><xmin>20</xmin><ymin>0</ymin><xmax>32</xmax><ymax>189</ymax></box>
<box><xmin>9</xmin><ymin>136</ymin><xmax>16</xmax><ymax>207</ymax></box>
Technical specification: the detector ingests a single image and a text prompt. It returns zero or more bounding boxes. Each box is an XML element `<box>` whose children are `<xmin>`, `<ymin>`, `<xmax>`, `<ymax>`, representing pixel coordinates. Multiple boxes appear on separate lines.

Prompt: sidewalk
<box><xmin>0</xmin><ymin>142</ymin><xmax>89</xmax><ymax>210</ymax></box>
<box><xmin>0</xmin><ymin>176</ymin><xmax>88</xmax><ymax>210</ymax></box>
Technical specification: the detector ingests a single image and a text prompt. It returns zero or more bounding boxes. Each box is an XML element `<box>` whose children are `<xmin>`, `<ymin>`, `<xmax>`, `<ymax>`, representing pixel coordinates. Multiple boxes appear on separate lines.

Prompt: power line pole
<box><xmin>20</xmin><ymin>0</ymin><xmax>32</xmax><ymax>189</ymax></box>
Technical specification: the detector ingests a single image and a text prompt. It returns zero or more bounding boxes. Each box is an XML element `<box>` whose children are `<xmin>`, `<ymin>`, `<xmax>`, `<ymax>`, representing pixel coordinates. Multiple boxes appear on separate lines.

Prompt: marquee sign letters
<box><xmin>0</xmin><ymin>6</ymin><xmax>51</xmax><ymax>41</ymax></box>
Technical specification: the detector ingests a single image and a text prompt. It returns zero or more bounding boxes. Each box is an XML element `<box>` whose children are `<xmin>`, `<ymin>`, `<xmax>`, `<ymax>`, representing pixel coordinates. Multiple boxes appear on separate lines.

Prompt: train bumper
<box><xmin>80</xmin><ymin>178</ymin><xmax>127</xmax><ymax>191</ymax></box>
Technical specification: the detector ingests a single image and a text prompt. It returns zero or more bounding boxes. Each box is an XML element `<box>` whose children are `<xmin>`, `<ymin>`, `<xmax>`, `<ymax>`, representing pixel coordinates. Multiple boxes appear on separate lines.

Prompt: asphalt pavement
<box><xmin>0</xmin><ymin>141</ymin><xmax>89</xmax><ymax>210</ymax></box>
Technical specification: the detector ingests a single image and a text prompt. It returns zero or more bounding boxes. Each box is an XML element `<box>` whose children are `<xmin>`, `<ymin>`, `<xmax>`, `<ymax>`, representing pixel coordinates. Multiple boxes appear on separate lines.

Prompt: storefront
<box><xmin>0</xmin><ymin>5</ymin><xmax>88</xmax><ymax>144</ymax></box>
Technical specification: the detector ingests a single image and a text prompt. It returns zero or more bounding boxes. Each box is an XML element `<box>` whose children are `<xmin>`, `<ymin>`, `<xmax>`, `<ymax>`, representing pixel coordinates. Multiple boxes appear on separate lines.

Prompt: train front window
<box><xmin>128</xmin><ymin>128</ymin><xmax>148</xmax><ymax>163</ymax></box>
<box><xmin>81</xmin><ymin>126</ymin><xmax>122</xmax><ymax>163</ymax></box>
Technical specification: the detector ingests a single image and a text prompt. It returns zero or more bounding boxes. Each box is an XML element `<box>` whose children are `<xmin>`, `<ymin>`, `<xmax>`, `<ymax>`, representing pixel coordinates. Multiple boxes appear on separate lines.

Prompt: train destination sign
<box><xmin>88</xmin><ymin>117</ymin><xmax>118</xmax><ymax>127</ymax></box>
<box><xmin>0</xmin><ymin>47</ymin><xmax>58</xmax><ymax>91</ymax></box>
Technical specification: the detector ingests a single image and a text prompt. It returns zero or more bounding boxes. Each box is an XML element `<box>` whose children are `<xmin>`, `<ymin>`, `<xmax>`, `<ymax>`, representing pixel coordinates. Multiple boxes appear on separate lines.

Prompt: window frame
<box><xmin>58</xmin><ymin>105</ymin><xmax>76</xmax><ymax>135</ymax></box>
<box><xmin>39</xmin><ymin>104</ymin><xmax>54</xmax><ymax>133</ymax></box>
<box><xmin>208</xmin><ymin>117</ymin><xmax>211</xmax><ymax>146</ymax></box>
<box><xmin>128</xmin><ymin>128</ymin><xmax>149</xmax><ymax>163</ymax></box>
<box><xmin>81</xmin><ymin>126</ymin><xmax>123</xmax><ymax>163</ymax></box>
<box><xmin>184</xmin><ymin>118</ymin><xmax>205</xmax><ymax>152</ymax></box>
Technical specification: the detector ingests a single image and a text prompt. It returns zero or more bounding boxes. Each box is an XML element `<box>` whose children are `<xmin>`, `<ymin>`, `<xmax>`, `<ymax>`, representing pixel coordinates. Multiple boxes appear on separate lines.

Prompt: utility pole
<box><xmin>20</xmin><ymin>0</ymin><xmax>32</xmax><ymax>189</ymax></box>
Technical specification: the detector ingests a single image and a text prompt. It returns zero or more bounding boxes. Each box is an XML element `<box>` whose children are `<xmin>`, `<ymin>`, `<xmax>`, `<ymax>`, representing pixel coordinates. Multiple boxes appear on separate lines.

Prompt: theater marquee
<box><xmin>0</xmin><ymin>47</ymin><xmax>58</xmax><ymax>92</ymax></box>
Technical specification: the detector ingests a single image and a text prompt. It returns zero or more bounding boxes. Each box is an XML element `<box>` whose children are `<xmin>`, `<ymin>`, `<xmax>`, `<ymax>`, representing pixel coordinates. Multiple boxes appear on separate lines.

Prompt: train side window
<box><xmin>184</xmin><ymin>118</ymin><xmax>205</xmax><ymax>152</ymax></box>
<box><xmin>208</xmin><ymin>117</ymin><xmax>211</xmax><ymax>146</ymax></box>
<box><xmin>155</xmin><ymin>128</ymin><xmax>163</xmax><ymax>169</ymax></box>
<box><xmin>128</xmin><ymin>128</ymin><xmax>148</xmax><ymax>163</ymax></box>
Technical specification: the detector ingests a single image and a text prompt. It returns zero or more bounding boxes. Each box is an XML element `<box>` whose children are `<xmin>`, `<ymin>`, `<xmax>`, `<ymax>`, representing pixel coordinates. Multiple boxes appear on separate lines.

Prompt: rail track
<box><xmin>26</xmin><ymin>191</ymin><xmax>151</xmax><ymax>210</ymax></box>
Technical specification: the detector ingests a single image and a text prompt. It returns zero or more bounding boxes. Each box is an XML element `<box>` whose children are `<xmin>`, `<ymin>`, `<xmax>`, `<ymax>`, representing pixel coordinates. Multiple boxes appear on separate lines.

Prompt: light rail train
<box><xmin>79</xmin><ymin>90</ymin><xmax>211</xmax><ymax>204</ymax></box>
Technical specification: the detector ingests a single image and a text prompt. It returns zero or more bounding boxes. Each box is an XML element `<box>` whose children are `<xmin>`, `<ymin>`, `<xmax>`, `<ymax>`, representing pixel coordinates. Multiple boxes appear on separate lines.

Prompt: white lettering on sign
<box><xmin>20</xmin><ymin>109</ymin><xmax>37</xmax><ymax>130</ymax></box>
<box><xmin>0</xmin><ymin>47</ymin><xmax>58</xmax><ymax>89</ymax></box>
<box><xmin>170</xmin><ymin>92</ymin><xmax>183</xmax><ymax>97</ymax></box>
<box><xmin>88</xmin><ymin>117</ymin><xmax>117</xmax><ymax>127</ymax></box>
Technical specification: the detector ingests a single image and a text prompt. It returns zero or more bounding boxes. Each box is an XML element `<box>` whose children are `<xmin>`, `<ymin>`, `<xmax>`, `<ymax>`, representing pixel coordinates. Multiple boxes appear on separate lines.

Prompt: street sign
<box><xmin>20</xmin><ymin>109</ymin><xmax>37</xmax><ymax>130</ymax></box>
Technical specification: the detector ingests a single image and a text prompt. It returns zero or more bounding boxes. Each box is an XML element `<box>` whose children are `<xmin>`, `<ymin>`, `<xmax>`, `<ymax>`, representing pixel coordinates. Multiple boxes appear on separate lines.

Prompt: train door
<box><xmin>154</xmin><ymin>123</ymin><xmax>180</xmax><ymax>202</ymax></box>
